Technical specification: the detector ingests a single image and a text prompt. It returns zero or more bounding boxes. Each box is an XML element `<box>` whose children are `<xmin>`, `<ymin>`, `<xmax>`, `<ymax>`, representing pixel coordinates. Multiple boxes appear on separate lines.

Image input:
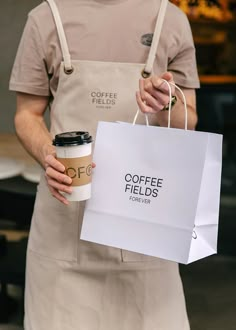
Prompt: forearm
<box><xmin>15</xmin><ymin>110</ymin><xmax>54</xmax><ymax>168</ymax></box>
<box><xmin>14</xmin><ymin>93</ymin><xmax>73</xmax><ymax>205</ymax></box>
<box><xmin>15</xmin><ymin>93</ymin><xmax>54</xmax><ymax>169</ymax></box>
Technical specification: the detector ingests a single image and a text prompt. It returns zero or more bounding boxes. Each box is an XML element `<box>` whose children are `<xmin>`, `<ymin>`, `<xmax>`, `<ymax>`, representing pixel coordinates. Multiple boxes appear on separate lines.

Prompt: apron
<box><xmin>24</xmin><ymin>1</ymin><xmax>190</xmax><ymax>329</ymax></box>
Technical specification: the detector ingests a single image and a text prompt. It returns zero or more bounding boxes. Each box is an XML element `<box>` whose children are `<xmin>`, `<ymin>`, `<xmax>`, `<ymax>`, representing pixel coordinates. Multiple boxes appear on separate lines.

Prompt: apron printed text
<box><xmin>90</xmin><ymin>90</ymin><xmax>117</xmax><ymax>109</ymax></box>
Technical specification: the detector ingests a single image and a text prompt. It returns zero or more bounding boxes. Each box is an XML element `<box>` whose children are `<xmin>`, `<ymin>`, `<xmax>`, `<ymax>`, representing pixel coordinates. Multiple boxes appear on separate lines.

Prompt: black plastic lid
<box><xmin>53</xmin><ymin>131</ymin><xmax>92</xmax><ymax>146</ymax></box>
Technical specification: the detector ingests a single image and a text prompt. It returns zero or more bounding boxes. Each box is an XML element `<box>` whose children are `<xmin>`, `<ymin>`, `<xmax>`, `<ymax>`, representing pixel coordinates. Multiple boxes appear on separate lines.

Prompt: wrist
<box><xmin>160</xmin><ymin>95</ymin><xmax>177</xmax><ymax>111</ymax></box>
<box><xmin>41</xmin><ymin>143</ymin><xmax>55</xmax><ymax>168</ymax></box>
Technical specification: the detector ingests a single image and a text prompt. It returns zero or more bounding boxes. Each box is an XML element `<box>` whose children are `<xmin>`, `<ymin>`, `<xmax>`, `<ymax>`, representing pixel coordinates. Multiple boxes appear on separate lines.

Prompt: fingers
<box><xmin>45</xmin><ymin>167</ymin><xmax>72</xmax><ymax>188</ymax></box>
<box><xmin>47</xmin><ymin>186</ymin><xmax>71</xmax><ymax>205</ymax></box>
<box><xmin>151</xmin><ymin>76</ymin><xmax>175</xmax><ymax>95</ymax></box>
<box><xmin>138</xmin><ymin>78</ymin><xmax>169</xmax><ymax>113</ymax></box>
<box><xmin>44</xmin><ymin>154</ymin><xmax>96</xmax><ymax>205</ymax></box>
<box><xmin>139</xmin><ymin>77</ymin><xmax>166</xmax><ymax>105</ymax></box>
<box><xmin>46</xmin><ymin>174</ymin><xmax>72</xmax><ymax>205</ymax></box>
<box><xmin>137</xmin><ymin>72</ymin><xmax>175</xmax><ymax>114</ymax></box>
<box><xmin>44</xmin><ymin>154</ymin><xmax>73</xmax><ymax>205</ymax></box>
<box><xmin>136</xmin><ymin>91</ymin><xmax>157</xmax><ymax>114</ymax></box>
<box><xmin>45</xmin><ymin>154</ymin><xmax>65</xmax><ymax>172</ymax></box>
<box><xmin>161</xmin><ymin>71</ymin><xmax>174</xmax><ymax>83</ymax></box>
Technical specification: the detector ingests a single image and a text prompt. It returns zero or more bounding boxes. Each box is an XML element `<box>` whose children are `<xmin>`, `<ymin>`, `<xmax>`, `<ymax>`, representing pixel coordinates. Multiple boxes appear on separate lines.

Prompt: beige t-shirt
<box><xmin>9</xmin><ymin>0</ymin><xmax>200</xmax><ymax>98</ymax></box>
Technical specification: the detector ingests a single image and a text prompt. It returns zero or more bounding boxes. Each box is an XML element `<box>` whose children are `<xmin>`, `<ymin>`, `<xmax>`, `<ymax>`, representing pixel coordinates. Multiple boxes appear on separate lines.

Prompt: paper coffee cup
<box><xmin>53</xmin><ymin>131</ymin><xmax>93</xmax><ymax>201</ymax></box>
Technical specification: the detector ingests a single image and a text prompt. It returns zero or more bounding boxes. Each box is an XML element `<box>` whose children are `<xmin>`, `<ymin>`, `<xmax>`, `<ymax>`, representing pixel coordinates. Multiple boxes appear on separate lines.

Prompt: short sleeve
<box><xmin>9</xmin><ymin>14</ymin><xmax>50</xmax><ymax>96</ymax></box>
<box><xmin>168</xmin><ymin>13</ymin><xmax>200</xmax><ymax>89</ymax></box>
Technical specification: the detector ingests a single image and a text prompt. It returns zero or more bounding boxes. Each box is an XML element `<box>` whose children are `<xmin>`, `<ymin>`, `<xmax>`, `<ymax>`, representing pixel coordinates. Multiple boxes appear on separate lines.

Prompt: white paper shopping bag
<box><xmin>81</xmin><ymin>82</ymin><xmax>223</xmax><ymax>264</ymax></box>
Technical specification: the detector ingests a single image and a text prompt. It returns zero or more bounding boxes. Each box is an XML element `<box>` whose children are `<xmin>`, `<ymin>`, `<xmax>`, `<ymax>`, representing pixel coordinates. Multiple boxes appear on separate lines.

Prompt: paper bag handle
<box><xmin>163</xmin><ymin>80</ymin><xmax>188</xmax><ymax>130</ymax></box>
<box><xmin>133</xmin><ymin>80</ymin><xmax>188</xmax><ymax>130</ymax></box>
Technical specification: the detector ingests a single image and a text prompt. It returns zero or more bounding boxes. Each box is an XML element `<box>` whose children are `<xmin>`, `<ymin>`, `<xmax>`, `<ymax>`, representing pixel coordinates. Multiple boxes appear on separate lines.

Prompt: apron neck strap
<box><xmin>46</xmin><ymin>0</ymin><xmax>168</xmax><ymax>74</ymax></box>
<box><xmin>46</xmin><ymin>0</ymin><xmax>72</xmax><ymax>71</ymax></box>
<box><xmin>143</xmin><ymin>0</ymin><xmax>168</xmax><ymax>76</ymax></box>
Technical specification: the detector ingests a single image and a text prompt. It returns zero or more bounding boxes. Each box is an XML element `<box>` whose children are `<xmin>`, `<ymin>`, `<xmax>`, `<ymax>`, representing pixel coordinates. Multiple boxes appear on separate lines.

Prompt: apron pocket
<box><xmin>121</xmin><ymin>249</ymin><xmax>164</xmax><ymax>264</ymax></box>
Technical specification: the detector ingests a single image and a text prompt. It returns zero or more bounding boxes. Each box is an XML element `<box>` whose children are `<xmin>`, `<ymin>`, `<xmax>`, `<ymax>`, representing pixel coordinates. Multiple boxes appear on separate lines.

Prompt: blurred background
<box><xmin>0</xmin><ymin>1</ymin><xmax>236</xmax><ymax>329</ymax></box>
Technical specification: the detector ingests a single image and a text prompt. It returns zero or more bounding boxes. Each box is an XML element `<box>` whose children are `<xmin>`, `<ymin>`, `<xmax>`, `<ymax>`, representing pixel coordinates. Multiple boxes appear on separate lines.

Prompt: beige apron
<box><xmin>24</xmin><ymin>0</ymin><xmax>190</xmax><ymax>329</ymax></box>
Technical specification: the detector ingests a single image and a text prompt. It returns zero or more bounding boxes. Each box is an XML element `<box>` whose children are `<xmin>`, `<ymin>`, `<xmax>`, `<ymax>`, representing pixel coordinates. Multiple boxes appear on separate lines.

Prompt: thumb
<box><xmin>161</xmin><ymin>72</ymin><xmax>174</xmax><ymax>82</ymax></box>
<box><xmin>160</xmin><ymin>72</ymin><xmax>175</xmax><ymax>94</ymax></box>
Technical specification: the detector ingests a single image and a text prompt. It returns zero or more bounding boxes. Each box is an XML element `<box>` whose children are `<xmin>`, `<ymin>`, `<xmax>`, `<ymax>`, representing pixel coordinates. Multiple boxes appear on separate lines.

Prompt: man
<box><xmin>10</xmin><ymin>0</ymin><xmax>199</xmax><ymax>329</ymax></box>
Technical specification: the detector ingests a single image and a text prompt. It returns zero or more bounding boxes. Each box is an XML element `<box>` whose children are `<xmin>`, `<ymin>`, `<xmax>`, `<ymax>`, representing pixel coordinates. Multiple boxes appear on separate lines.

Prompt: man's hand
<box><xmin>135</xmin><ymin>72</ymin><xmax>198</xmax><ymax>130</ymax></box>
<box><xmin>15</xmin><ymin>92</ymin><xmax>96</xmax><ymax>205</ymax></box>
<box><xmin>45</xmin><ymin>153</ymin><xmax>73</xmax><ymax>205</ymax></box>
<box><xmin>136</xmin><ymin>72</ymin><xmax>175</xmax><ymax>114</ymax></box>
<box><xmin>45</xmin><ymin>154</ymin><xmax>96</xmax><ymax>205</ymax></box>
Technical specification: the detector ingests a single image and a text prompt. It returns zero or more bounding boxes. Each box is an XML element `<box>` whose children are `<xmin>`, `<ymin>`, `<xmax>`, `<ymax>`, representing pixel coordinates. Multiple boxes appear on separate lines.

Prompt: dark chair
<box><xmin>0</xmin><ymin>176</ymin><xmax>37</xmax><ymax>230</ymax></box>
<box><xmin>0</xmin><ymin>176</ymin><xmax>36</xmax><ymax>325</ymax></box>
<box><xmin>0</xmin><ymin>236</ymin><xmax>28</xmax><ymax>324</ymax></box>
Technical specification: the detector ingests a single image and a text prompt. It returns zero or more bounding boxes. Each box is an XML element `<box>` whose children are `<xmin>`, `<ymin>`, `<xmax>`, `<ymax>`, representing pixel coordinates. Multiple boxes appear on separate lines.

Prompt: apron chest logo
<box><xmin>90</xmin><ymin>90</ymin><xmax>117</xmax><ymax>110</ymax></box>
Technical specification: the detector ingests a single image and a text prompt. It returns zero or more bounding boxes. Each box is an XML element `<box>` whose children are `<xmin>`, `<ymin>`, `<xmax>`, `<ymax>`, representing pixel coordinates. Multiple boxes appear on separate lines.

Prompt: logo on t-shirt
<box><xmin>141</xmin><ymin>33</ymin><xmax>153</xmax><ymax>47</ymax></box>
